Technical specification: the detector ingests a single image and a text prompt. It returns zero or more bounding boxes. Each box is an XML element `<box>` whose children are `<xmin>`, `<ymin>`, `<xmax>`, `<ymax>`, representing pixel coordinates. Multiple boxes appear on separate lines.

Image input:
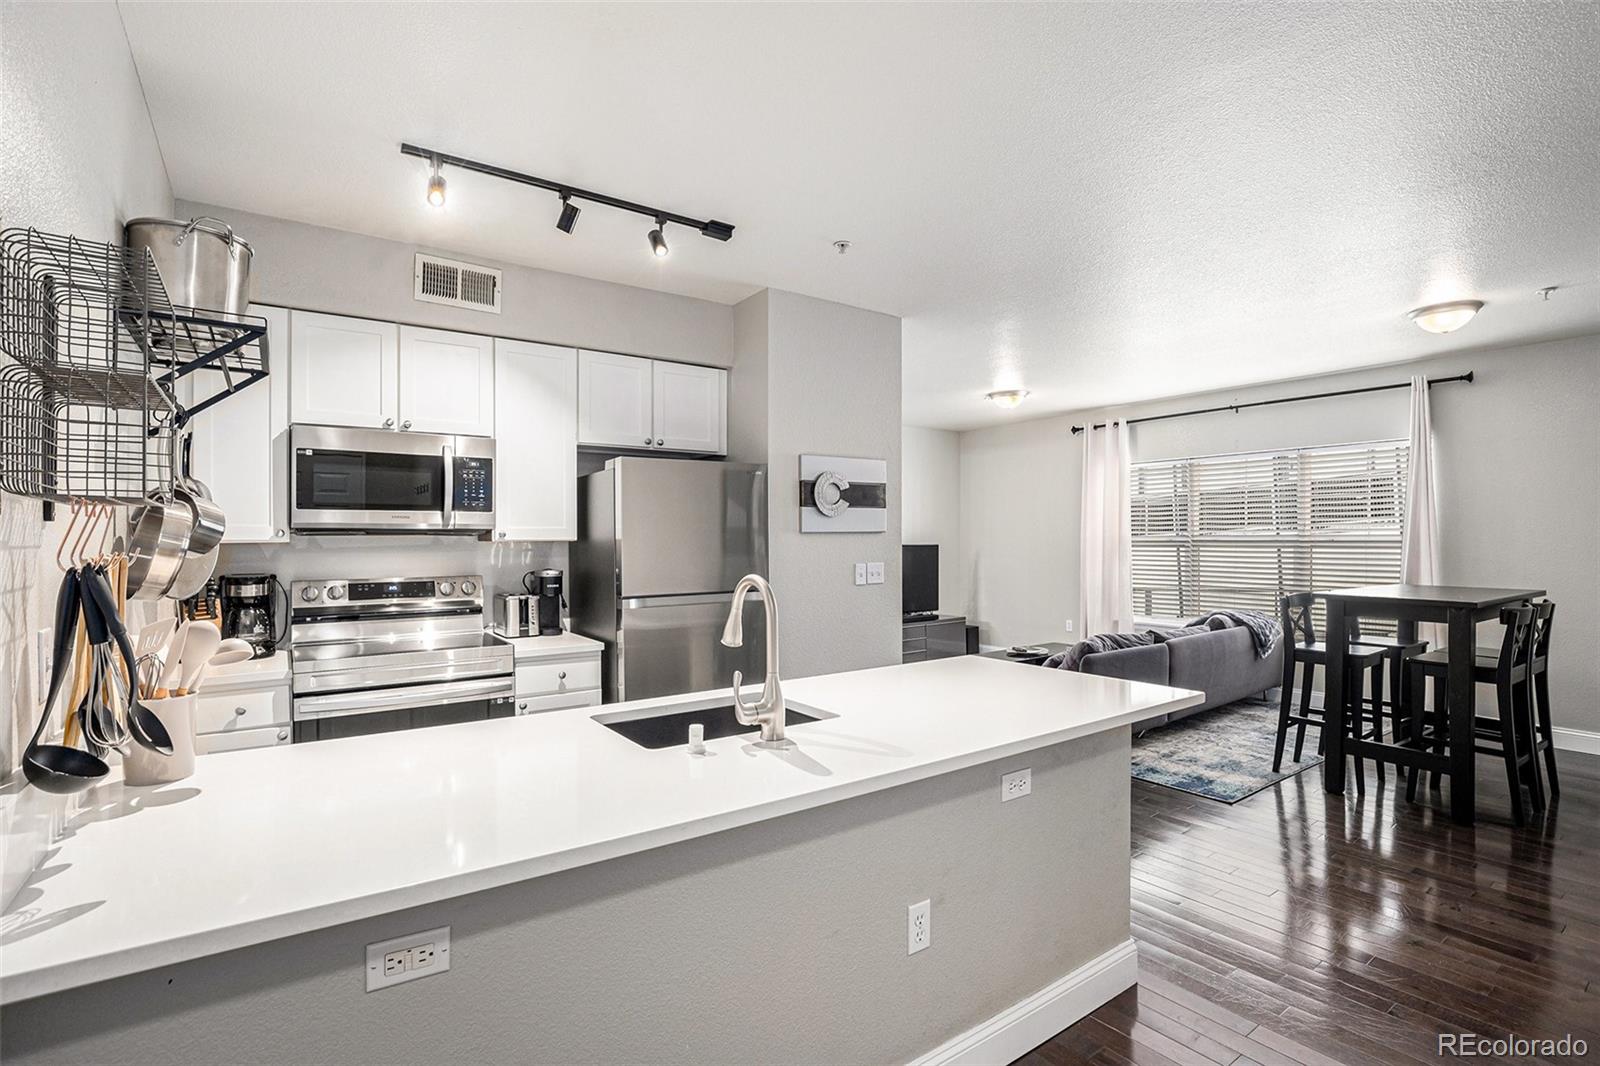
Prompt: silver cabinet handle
<box><xmin>655</xmin><ymin>438</ymin><xmax>664</xmax><ymax>446</ymax></box>
<box><xmin>275</xmin><ymin>528</ymin><xmax>286</xmax><ymax>538</ymax></box>
<box><xmin>235</xmin><ymin>706</ymin><xmax>248</xmax><ymax>716</ymax></box>
<box><xmin>558</xmin><ymin>670</ymin><xmax>567</xmax><ymax>680</ymax></box>
<box><xmin>518</xmin><ymin>702</ymin><xmax>528</xmax><ymax>712</ymax></box>
<box><xmin>402</xmin><ymin>419</ymin><xmax>413</xmax><ymax>430</ymax></box>
<box><xmin>497</xmin><ymin>531</ymin><xmax>507</xmax><ymax>539</ymax></box>
<box><xmin>644</xmin><ymin>437</ymin><xmax>652</xmax><ymax>446</ymax></box>
<box><xmin>383</xmin><ymin>417</ymin><xmax>395</xmax><ymax>428</ymax></box>
<box><xmin>277</xmin><ymin>729</ymin><xmax>289</xmax><ymax>741</ymax></box>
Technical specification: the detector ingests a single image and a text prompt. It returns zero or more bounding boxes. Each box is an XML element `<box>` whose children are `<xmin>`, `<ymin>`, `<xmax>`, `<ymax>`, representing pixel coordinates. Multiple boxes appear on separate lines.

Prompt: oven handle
<box><xmin>293</xmin><ymin>675</ymin><xmax>514</xmax><ymax>720</ymax></box>
<box><xmin>443</xmin><ymin>443</ymin><xmax>455</xmax><ymax>530</ymax></box>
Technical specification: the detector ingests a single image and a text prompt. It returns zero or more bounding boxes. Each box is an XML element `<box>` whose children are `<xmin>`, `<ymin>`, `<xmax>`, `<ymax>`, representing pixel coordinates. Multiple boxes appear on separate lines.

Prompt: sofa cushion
<box><xmin>1079</xmin><ymin>641</ymin><xmax>1170</xmax><ymax>686</ymax></box>
<box><xmin>1149</xmin><ymin>625</ymin><xmax>1212</xmax><ymax>643</ymax></box>
<box><xmin>1165</xmin><ymin>625</ymin><xmax>1283</xmax><ymax>712</ymax></box>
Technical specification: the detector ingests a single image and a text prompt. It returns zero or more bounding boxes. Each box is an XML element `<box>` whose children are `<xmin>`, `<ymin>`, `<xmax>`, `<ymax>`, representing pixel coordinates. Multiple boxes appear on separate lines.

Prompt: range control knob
<box><xmin>326</xmin><ymin>585</ymin><xmax>345</xmax><ymax>601</ymax></box>
<box><xmin>461</xmin><ymin>580</ymin><xmax>477</xmax><ymax>596</ymax></box>
<box><xmin>300</xmin><ymin>586</ymin><xmax>320</xmax><ymax>602</ymax></box>
<box><xmin>438</xmin><ymin>581</ymin><xmax>455</xmax><ymax>596</ymax></box>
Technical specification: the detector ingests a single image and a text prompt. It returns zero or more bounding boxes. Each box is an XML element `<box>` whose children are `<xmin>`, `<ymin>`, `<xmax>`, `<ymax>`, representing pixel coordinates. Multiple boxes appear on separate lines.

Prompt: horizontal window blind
<box><xmin>1131</xmin><ymin>440</ymin><xmax>1408</xmax><ymax>630</ymax></box>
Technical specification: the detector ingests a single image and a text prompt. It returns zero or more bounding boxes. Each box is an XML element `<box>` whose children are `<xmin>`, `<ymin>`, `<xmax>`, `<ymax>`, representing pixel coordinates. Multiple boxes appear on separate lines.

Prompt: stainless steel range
<box><xmin>289</xmin><ymin>574</ymin><xmax>514</xmax><ymax>742</ymax></box>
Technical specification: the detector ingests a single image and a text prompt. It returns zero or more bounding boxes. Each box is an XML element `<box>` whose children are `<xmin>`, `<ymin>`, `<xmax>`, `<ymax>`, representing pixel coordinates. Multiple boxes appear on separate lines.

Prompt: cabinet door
<box><xmin>398</xmin><ymin>326</ymin><xmax>495</xmax><ymax>436</ymax></box>
<box><xmin>289</xmin><ymin>311</ymin><xmax>398</xmax><ymax>429</ymax></box>
<box><xmin>493</xmin><ymin>340</ymin><xmax>577</xmax><ymax>541</ymax></box>
<box><xmin>652</xmin><ymin>361</ymin><xmax>727</xmax><ymax>453</ymax></box>
<box><xmin>188</xmin><ymin>304</ymin><xmax>290</xmax><ymax>542</ymax></box>
<box><xmin>577</xmin><ymin>350</ymin><xmax>654</xmax><ymax>449</ymax></box>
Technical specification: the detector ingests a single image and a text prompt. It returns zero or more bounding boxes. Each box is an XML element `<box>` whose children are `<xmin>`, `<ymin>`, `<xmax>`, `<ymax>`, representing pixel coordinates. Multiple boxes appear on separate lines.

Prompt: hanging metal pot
<box><xmin>124</xmin><ymin>216</ymin><xmax>253</xmax><ymax>314</ymax></box>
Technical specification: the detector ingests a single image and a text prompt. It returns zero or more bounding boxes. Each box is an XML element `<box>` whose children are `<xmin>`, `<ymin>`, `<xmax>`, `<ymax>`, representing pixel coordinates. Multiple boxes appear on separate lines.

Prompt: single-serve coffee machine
<box><xmin>495</xmin><ymin>569</ymin><xmax>568</xmax><ymax>637</ymax></box>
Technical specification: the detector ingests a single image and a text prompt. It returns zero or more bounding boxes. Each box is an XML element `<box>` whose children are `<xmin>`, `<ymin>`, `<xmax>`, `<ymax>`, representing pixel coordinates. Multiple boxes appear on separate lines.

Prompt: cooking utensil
<box><xmin>181</xmin><ymin>637</ymin><xmax>256</xmax><ymax>696</ymax></box>
<box><xmin>77</xmin><ymin>567</ymin><xmax>125</xmax><ymax>751</ymax></box>
<box><xmin>123</xmin><ymin>216</ymin><xmax>253</xmax><ymax>315</ymax></box>
<box><xmin>126</xmin><ymin>494</ymin><xmax>195</xmax><ymax>600</ymax></box>
<box><xmin>135</xmin><ymin>618</ymin><xmax>178</xmax><ymax>663</ymax></box>
<box><xmin>81</xmin><ymin>565</ymin><xmax>173</xmax><ymax>756</ymax></box>
<box><xmin>172</xmin><ymin>624</ymin><xmax>221</xmax><ymax>697</ymax></box>
<box><xmin>154</xmin><ymin>621</ymin><xmax>192</xmax><ymax>698</ymax></box>
<box><xmin>22</xmin><ymin>569</ymin><xmax>110</xmax><ymax>794</ymax></box>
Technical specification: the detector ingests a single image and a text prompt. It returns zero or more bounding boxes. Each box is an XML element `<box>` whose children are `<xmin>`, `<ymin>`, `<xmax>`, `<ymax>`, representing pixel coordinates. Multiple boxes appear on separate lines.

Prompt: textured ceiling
<box><xmin>118</xmin><ymin>1</ymin><xmax>1600</xmax><ymax>430</ymax></box>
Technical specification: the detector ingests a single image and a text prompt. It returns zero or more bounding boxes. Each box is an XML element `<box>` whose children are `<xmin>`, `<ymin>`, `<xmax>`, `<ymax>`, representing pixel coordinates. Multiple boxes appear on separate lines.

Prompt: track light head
<box><xmin>701</xmin><ymin>220</ymin><xmax>735</xmax><ymax>242</ymax></box>
<box><xmin>648</xmin><ymin>221</ymin><xmax>669</xmax><ymax>259</ymax></box>
<box><xmin>557</xmin><ymin>194</ymin><xmax>580</xmax><ymax>234</ymax></box>
<box><xmin>425</xmin><ymin>154</ymin><xmax>446</xmax><ymax>208</ymax></box>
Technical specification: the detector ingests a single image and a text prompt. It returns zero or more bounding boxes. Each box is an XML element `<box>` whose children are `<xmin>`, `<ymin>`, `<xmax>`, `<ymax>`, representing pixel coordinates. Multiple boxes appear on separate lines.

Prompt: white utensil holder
<box><xmin>123</xmin><ymin>695</ymin><xmax>196</xmax><ymax>786</ymax></box>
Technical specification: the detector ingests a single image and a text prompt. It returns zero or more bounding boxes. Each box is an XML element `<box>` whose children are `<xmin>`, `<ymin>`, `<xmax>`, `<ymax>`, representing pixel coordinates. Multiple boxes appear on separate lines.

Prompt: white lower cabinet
<box><xmin>493</xmin><ymin>340</ymin><xmax>577</xmax><ymax>541</ymax></box>
<box><xmin>187</xmin><ymin>304</ymin><xmax>290</xmax><ymax>542</ymax></box>
<box><xmin>512</xmin><ymin>646</ymin><xmax>603</xmax><ymax>715</ymax></box>
<box><xmin>197</xmin><ymin>725</ymin><xmax>292</xmax><ymax>754</ymax></box>
<box><xmin>192</xmin><ymin>656</ymin><xmax>293</xmax><ymax>753</ymax></box>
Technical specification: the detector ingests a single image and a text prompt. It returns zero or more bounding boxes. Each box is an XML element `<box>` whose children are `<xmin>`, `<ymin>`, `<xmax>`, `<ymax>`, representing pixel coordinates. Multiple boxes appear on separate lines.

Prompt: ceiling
<box><xmin>118</xmin><ymin>2</ymin><xmax>1600</xmax><ymax>430</ymax></box>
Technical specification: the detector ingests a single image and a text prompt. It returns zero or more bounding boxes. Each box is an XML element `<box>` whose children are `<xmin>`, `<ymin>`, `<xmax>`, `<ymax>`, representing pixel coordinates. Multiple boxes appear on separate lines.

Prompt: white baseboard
<box><xmin>1554</xmin><ymin>727</ymin><xmax>1600</xmax><ymax>755</ymax></box>
<box><xmin>909</xmin><ymin>938</ymin><xmax>1138</xmax><ymax>1066</ymax></box>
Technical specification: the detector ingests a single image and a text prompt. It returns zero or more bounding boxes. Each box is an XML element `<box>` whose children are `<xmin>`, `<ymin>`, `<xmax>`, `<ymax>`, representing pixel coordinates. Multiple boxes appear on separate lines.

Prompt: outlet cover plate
<box><xmin>867</xmin><ymin>561</ymin><xmax>885</xmax><ymax>585</ymax></box>
<box><xmin>366</xmin><ymin>925</ymin><xmax>451</xmax><ymax>991</ymax></box>
<box><xmin>1002</xmin><ymin>768</ymin><xmax>1032</xmax><ymax>802</ymax></box>
<box><xmin>908</xmin><ymin>899</ymin><xmax>931</xmax><ymax>955</ymax></box>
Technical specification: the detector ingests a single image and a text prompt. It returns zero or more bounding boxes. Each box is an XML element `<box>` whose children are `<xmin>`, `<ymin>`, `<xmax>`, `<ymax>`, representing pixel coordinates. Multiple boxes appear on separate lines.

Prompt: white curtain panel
<box><xmin>1402</xmin><ymin>374</ymin><xmax>1445</xmax><ymax>646</ymax></box>
<box><xmin>1079</xmin><ymin>419</ymin><xmax>1133</xmax><ymax>636</ymax></box>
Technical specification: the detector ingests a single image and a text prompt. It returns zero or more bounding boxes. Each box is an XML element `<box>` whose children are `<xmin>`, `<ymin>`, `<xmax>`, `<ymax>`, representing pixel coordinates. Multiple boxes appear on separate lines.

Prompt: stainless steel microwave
<box><xmin>290</xmin><ymin>425</ymin><xmax>494</xmax><ymax>534</ymax></box>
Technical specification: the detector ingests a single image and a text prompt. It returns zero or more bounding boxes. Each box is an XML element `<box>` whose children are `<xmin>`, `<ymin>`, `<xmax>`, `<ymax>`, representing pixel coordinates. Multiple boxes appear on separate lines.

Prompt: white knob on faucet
<box><xmin>687</xmin><ymin>722</ymin><xmax>706</xmax><ymax>756</ymax></box>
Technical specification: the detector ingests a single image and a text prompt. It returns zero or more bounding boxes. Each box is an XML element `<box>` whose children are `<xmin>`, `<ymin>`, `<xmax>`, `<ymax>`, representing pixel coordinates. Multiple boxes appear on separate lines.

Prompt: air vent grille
<box><xmin>413</xmin><ymin>253</ymin><xmax>502</xmax><ymax>313</ymax></box>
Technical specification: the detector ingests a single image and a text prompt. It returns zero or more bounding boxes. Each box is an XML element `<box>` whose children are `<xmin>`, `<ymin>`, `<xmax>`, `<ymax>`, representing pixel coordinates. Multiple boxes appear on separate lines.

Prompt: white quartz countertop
<box><xmin>0</xmin><ymin>657</ymin><xmax>1200</xmax><ymax>1004</ymax></box>
<box><xmin>501</xmin><ymin>631</ymin><xmax>603</xmax><ymax>659</ymax></box>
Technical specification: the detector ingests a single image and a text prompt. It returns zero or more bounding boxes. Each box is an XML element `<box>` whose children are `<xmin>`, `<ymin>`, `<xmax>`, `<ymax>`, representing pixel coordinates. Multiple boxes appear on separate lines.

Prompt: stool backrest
<box><xmin>1494</xmin><ymin>605</ymin><xmax>1535</xmax><ymax>679</ymax></box>
<box><xmin>1532</xmin><ymin>600</ymin><xmax>1555</xmax><ymax>659</ymax></box>
<box><xmin>1280</xmin><ymin>592</ymin><xmax>1316</xmax><ymax>646</ymax></box>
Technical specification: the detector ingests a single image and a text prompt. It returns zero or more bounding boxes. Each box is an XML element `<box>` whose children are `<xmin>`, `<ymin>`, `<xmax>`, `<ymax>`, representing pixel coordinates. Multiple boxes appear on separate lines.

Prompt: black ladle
<box><xmin>81</xmin><ymin>564</ymin><xmax>173</xmax><ymax>757</ymax></box>
<box><xmin>22</xmin><ymin>569</ymin><xmax>110</xmax><ymax>794</ymax></box>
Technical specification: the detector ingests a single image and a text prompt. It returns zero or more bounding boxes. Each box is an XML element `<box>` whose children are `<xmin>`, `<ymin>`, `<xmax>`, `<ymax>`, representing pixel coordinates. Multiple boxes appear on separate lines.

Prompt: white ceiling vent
<box><xmin>413</xmin><ymin>253</ymin><xmax>502</xmax><ymax>313</ymax></box>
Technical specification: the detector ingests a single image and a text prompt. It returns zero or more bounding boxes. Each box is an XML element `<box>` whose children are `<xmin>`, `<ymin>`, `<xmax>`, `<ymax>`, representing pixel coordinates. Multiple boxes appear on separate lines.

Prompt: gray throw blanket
<box><xmin>1186</xmin><ymin>609</ymin><xmax>1281</xmax><ymax>659</ymax></box>
<box><xmin>1046</xmin><ymin>630</ymin><xmax>1157</xmax><ymax>671</ymax></box>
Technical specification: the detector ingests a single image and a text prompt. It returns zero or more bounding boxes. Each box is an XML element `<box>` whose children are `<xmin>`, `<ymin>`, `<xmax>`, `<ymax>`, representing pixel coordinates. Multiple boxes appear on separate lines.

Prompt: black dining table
<box><xmin>1318</xmin><ymin>584</ymin><xmax>1545</xmax><ymax>825</ymax></box>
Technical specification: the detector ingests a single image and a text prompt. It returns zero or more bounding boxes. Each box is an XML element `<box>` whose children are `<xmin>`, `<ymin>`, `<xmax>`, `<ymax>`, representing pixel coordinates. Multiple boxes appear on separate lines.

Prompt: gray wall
<box><xmin>902</xmin><ymin>426</ymin><xmax>966</xmax><ymax>617</ymax></box>
<box><xmin>732</xmin><ymin>291</ymin><xmax>904</xmax><ymax>678</ymax></box>
<box><xmin>0</xmin><ymin>0</ymin><xmax>175</xmax><ymax>911</ymax></box>
<box><xmin>176</xmin><ymin>200</ymin><xmax>734</xmax><ymax>368</ymax></box>
<box><xmin>959</xmin><ymin>334</ymin><xmax>1600</xmax><ymax>737</ymax></box>
<box><xmin>2</xmin><ymin>732</ymin><xmax>1132</xmax><ymax>1065</ymax></box>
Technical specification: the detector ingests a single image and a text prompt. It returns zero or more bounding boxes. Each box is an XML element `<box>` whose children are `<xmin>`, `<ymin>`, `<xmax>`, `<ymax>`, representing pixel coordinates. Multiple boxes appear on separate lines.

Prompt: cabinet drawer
<box><xmin>515</xmin><ymin>656</ymin><xmax>601</xmax><ymax>697</ymax></box>
<box><xmin>197</xmin><ymin>724</ymin><xmax>292</xmax><ymax>754</ymax></box>
<box><xmin>902</xmin><ymin>637</ymin><xmax>927</xmax><ymax>654</ymax></box>
<box><xmin>902</xmin><ymin>650</ymin><xmax>928</xmax><ymax>663</ymax></box>
<box><xmin>513</xmin><ymin>689</ymin><xmax>600</xmax><ymax>716</ymax></box>
<box><xmin>194</xmin><ymin>686</ymin><xmax>291</xmax><ymax>735</ymax></box>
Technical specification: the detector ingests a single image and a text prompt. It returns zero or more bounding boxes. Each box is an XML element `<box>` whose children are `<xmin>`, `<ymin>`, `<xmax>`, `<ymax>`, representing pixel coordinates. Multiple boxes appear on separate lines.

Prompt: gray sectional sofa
<box><xmin>1078</xmin><ymin>624</ymin><xmax>1283</xmax><ymax>731</ymax></box>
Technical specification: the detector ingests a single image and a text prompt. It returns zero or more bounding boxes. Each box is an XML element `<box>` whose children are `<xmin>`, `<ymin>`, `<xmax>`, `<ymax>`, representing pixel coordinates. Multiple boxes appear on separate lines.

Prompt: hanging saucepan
<box><xmin>167</xmin><ymin>433</ymin><xmax>224</xmax><ymax>600</ymax></box>
<box><xmin>126</xmin><ymin>493</ymin><xmax>194</xmax><ymax>600</ymax></box>
<box><xmin>22</xmin><ymin>569</ymin><xmax>111</xmax><ymax>794</ymax></box>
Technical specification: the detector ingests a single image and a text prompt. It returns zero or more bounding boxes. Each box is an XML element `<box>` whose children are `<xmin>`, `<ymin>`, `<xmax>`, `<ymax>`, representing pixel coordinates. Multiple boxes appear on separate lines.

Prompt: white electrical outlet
<box><xmin>1001</xmin><ymin>768</ymin><xmax>1032</xmax><ymax>802</ymax></box>
<box><xmin>1064</xmin><ymin>620</ymin><xmax>1074</xmax><ymax>634</ymax></box>
<box><xmin>366</xmin><ymin>926</ymin><xmax>451</xmax><ymax>991</ymax></box>
<box><xmin>867</xmin><ymin>561</ymin><xmax>885</xmax><ymax>585</ymax></box>
<box><xmin>907</xmin><ymin>899</ymin><xmax>931</xmax><ymax>955</ymax></box>
<box><xmin>35</xmin><ymin>628</ymin><xmax>51</xmax><ymax>703</ymax></box>
<box><xmin>854</xmin><ymin>563</ymin><xmax>867</xmax><ymax>586</ymax></box>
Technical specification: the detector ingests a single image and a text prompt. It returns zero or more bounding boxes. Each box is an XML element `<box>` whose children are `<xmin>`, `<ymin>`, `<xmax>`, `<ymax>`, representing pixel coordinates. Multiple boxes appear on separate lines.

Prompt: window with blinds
<box><xmin>1130</xmin><ymin>440</ymin><xmax>1408</xmax><ymax>625</ymax></box>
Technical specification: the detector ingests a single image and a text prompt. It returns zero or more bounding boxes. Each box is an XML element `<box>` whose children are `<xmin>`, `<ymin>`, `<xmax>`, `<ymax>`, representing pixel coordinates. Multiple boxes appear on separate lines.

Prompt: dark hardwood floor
<box><xmin>1020</xmin><ymin>749</ymin><xmax>1600</xmax><ymax>1066</ymax></box>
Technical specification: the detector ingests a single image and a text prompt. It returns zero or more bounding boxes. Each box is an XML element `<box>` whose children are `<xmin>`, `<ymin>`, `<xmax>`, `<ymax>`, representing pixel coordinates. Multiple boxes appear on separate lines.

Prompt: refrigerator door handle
<box><xmin>620</xmin><ymin>593</ymin><xmax>737</xmax><ymax>609</ymax></box>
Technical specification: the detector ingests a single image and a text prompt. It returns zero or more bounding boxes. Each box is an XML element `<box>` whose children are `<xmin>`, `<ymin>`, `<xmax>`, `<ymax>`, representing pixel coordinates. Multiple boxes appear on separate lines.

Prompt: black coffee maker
<box><xmin>525</xmin><ymin>569</ymin><xmax>567</xmax><ymax>636</ymax></box>
<box><xmin>219</xmin><ymin>573</ymin><xmax>284</xmax><ymax>657</ymax></box>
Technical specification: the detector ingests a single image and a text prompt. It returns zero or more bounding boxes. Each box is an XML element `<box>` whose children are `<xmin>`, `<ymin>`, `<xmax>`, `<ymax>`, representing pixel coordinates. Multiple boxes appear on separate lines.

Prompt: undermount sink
<box><xmin>595</xmin><ymin>702</ymin><xmax>827</xmax><ymax>749</ymax></box>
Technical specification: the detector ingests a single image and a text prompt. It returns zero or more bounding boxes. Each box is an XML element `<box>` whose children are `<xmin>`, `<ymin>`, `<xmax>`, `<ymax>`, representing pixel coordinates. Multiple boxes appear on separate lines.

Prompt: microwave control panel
<box><xmin>453</xmin><ymin>456</ymin><xmax>493</xmax><ymax>512</ymax></box>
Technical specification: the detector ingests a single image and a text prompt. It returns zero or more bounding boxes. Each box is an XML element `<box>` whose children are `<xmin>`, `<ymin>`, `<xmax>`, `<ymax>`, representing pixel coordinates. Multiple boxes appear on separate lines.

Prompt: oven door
<box><xmin>292</xmin><ymin>675</ymin><xmax>515</xmax><ymax>742</ymax></box>
<box><xmin>291</xmin><ymin>425</ymin><xmax>449</xmax><ymax>532</ymax></box>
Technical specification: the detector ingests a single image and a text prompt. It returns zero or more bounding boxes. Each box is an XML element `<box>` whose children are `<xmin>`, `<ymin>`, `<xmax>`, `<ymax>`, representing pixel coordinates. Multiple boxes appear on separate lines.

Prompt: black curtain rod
<box><xmin>399</xmin><ymin>143</ymin><xmax>735</xmax><ymax>240</ymax></box>
<box><xmin>1069</xmin><ymin>371</ymin><xmax>1474</xmax><ymax>435</ymax></box>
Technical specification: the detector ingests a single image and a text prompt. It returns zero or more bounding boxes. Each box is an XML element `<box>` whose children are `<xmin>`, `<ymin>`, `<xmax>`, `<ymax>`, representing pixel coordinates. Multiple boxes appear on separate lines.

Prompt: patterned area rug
<box><xmin>1131</xmin><ymin>698</ymin><xmax>1323</xmax><ymax>803</ymax></box>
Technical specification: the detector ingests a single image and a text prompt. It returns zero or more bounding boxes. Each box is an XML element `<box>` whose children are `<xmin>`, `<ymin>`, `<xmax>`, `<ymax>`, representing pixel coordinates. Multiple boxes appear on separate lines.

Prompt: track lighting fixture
<box><xmin>425</xmin><ymin>153</ymin><xmax>447</xmax><ymax>208</ymax></box>
<box><xmin>400</xmin><ymin>143</ymin><xmax>735</xmax><ymax>257</ymax></box>
<box><xmin>557</xmin><ymin>194</ymin><xmax>580</xmax><ymax>234</ymax></box>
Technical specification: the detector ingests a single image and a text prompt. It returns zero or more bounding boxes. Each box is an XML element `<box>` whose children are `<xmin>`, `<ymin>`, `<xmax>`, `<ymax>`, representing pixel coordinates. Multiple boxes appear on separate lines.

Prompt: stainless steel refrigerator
<box><xmin>571</xmin><ymin>457</ymin><xmax>768</xmax><ymax>703</ymax></box>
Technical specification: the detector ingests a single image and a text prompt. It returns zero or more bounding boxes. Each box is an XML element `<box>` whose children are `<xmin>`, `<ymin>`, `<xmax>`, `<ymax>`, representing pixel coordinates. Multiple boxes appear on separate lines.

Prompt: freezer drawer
<box><xmin>615</xmin><ymin>594</ymin><xmax>765</xmax><ymax>703</ymax></box>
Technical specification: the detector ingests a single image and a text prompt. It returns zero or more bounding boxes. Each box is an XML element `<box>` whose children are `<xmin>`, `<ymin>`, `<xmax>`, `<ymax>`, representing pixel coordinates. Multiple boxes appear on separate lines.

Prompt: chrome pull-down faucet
<box><xmin>720</xmin><ymin>574</ymin><xmax>790</xmax><ymax>748</ymax></box>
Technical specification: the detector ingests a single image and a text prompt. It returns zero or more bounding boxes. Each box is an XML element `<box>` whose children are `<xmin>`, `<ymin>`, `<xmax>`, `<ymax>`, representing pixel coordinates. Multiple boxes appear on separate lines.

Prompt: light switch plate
<box><xmin>854</xmin><ymin>563</ymin><xmax>867</xmax><ymax>586</ymax></box>
<box><xmin>866</xmin><ymin>561</ymin><xmax>885</xmax><ymax>585</ymax></box>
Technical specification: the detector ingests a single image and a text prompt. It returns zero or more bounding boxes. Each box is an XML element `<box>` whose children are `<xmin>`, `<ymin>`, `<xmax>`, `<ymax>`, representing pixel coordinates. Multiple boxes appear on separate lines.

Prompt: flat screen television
<box><xmin>902</xmin><ymin>544</ymin><xmax>939</xmax><ymax>618</ymax></box>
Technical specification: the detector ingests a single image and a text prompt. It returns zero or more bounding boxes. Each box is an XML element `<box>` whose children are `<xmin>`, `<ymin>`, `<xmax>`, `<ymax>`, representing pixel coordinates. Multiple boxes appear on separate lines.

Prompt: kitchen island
<box><xmin>1</xmin><ymin>656</ymin><xmax>1200</xmax><ymax>1065</ymax></box>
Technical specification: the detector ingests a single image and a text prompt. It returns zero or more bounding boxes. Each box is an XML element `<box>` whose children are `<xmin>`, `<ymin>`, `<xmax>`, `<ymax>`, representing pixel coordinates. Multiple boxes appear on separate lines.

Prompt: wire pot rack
<box><xmin>0</xmin><ymin>227</ymin><xmax>268</xmax><ymax>505</ymax></box>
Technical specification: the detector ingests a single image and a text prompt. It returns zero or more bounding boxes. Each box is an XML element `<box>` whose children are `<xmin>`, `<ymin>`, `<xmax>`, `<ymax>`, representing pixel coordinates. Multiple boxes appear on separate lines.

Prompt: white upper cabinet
<box><xmin>398</xmin><ymin>326</ymin><xmax>495</xmax><ymax>436</ymax></box>
<box><xmin>289</xmin><ymin>311</ymin><xmax>398</xmax><ymax>429</ymax></box>
<box><xmin>578</xmin><ymin>350</ymin><xmax>654</xmax><ymax>449</ymax></box>
<box><xmin>493</xmin><ymin>340</ymin><xmax>578</xmax><ymax>542</ymax></box>
<box><xmin>578</xmin><ymin>351</ymin><xmax>727</xmax><ymax>454</ymax></box>
<box><xmin>188</xmin><ymin>304</ymin><xmax>290</xmax><ymax>542</ymax></box>
<box><xmin>652</xmin><ymin>361</ymin><xmax>727</xmax><ymax>453</ymax></box>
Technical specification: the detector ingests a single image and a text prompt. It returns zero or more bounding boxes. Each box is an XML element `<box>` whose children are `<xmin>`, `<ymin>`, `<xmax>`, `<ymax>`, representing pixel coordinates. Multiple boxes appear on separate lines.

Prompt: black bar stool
<box><xmin>1348</xmin><ymin>619</ymin><xmax>1428</xmax><ymax>745</ymax></box>
<box><xmin>1405</xmin><ymin>605</ymin><xmax>1543</xmax><ymax>825</ymax></box>
<box><xmin>1273</xmin><ymin>593</ymin><xmax>1388</xmax><ymax>790</ymax></box>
